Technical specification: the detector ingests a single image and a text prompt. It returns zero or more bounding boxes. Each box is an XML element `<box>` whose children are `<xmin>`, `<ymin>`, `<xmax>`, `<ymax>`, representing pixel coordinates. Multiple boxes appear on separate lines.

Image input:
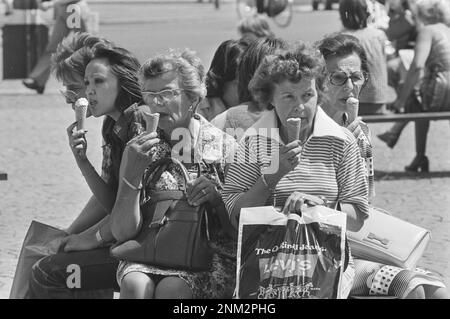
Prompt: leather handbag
<box><xmin>110</xmin><ymin>157</ymin><xmax>213</xmax><ymax>271</ymax></box>
<box><xmin>346</xmin><ymin>206</ymin><xmax>431</xmax><ymax>269</ymax></box>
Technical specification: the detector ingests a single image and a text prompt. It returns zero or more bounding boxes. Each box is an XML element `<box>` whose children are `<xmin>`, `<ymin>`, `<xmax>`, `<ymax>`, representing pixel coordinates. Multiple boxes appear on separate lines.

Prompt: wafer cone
<box><xmin>345</xmin><ymin>97</ymin><xmax>359</xmax><ymax>125</ymax></box>
<box><xmin>143</xmin><ymin>111</ymin><xmax>159</xmax><ymax>133</ymax></box>
<box><xmin>286</xmin><ymin>117</ymin><xmax>302</xmax><ymax>143</ymax></box>
<box><xmin>74</xmin><ymin>98</ymin><xmax>88</xmax><ymax>131</ymax></box>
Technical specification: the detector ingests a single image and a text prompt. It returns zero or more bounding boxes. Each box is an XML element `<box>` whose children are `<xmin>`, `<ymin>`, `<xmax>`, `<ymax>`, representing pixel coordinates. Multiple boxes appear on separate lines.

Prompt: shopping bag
<box><xmin>235</xmin><ymin>206</ymin><xmax>348</xmax><ymax>299</ymax></box>
<box><xmin>9</xmin><ymin>220</ymin><xmax>67</xmax><ymax>299</ymax></box>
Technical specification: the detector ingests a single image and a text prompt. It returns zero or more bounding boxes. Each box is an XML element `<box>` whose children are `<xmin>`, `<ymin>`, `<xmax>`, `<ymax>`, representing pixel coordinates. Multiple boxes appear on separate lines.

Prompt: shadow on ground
<box><xmin>374</xmin><ymin>170</ymin><xmax>450</xmax><ymax>181</ymax></box>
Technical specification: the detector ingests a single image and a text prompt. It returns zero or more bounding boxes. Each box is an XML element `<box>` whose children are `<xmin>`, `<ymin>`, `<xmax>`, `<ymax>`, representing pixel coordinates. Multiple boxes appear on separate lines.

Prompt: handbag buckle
<box><xmin>366</xmin><ymin>232</ymin><xmax>389</xmax><ymax>246</ymax></box>
<box><xmin>149</xmin><ymin>216</ymin><xmax>168</xmax><ymax>228</ymax></box>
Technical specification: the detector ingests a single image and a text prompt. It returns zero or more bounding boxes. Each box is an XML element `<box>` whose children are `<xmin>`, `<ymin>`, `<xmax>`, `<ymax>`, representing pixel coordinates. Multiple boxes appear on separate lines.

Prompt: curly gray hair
<box><xmin>139</xmin><ymin>49</ymin><xmax>207</xmax><ymax>104</ymax></box>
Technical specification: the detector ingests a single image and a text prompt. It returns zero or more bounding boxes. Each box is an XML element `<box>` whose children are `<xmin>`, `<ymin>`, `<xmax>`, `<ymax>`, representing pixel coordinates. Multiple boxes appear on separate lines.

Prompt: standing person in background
<box><xmin>377</xmin><ymin>0</ymin><xmax>450</xmax><ymax>172</ymax></box>
<box><xmin>211</xmin><ymin>37</ymin><xmax>288</xmax><ymax>140</ymax></box>
<box><xmin>237</xmin><ymin>14</ymin><xmax>274</xmax><ymax>45</ymax></box>
<box><xmin>1</xmin><ymin>0</ymin><xmax>13</xmax><ymax>15</ymax></box>
<box><xmin>337</xmin><ymin>0</ymin><xmax>397</xmax><ymax>115</ymax></box>
<box><xmin>197</xmin><ymin>39</ymin><xmax>245</xmax><ymax>121</ymax></box>
<box><xmin>22</xmin><ymin>0</ymin><xmax>90</xmax><ymax>94</ymax></box>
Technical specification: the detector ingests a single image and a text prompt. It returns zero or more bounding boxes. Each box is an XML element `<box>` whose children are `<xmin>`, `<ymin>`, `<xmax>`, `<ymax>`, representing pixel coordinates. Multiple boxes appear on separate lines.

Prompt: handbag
<box><xmin>9</xmin><ymin>221</ymin><xmax>67</xmax><ymax>299</ymax></box>
<box><xmin>346</xmin><ymin>206</ymin><xmax>431</xmax><ymax>269</ymax></box>
<box><xmin>110</xmin><ymin>157</ymin><xmax>213</xmax><ymax>271</ymax></box>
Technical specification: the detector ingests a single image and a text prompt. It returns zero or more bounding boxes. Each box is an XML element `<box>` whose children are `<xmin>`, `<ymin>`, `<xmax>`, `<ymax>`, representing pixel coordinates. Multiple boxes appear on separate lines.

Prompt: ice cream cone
<box><xmin>286</xmin><ymin>118</ymin><xmax>302</xmax><ymax>143</ymax></box>
<box><xmin>144</xmin><ymin>111</ymin><xmax>159</xmax><ymax>133</ymax></box>
<box><xmin>74</xmin><ymin>98</ymin><xmax>88</xmax><ymax>131</ymax></box>
<box><xmin>345</xmin><ymin>97</ymin><xmax>359</xmax><ymax>125</ymax></box>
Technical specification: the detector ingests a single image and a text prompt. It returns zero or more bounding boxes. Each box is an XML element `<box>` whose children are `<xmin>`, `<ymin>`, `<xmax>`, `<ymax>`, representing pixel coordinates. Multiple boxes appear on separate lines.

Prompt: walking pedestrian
<box><xmin>22</xmin><ymin>0</ymin><xmax>90</xmax><ymax>94</ymax></box>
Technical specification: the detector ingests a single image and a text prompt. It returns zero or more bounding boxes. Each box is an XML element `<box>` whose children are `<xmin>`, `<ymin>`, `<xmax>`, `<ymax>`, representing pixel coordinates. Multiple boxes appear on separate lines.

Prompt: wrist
<box><xmin>262</xmin><ymin>173</ymin><xmax>278</xmax><ymax>191</ymax></box>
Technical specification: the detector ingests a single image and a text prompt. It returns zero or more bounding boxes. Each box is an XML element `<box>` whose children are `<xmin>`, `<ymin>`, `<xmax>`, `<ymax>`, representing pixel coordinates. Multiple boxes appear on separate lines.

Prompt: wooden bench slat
<box><xmin>361</xmin><ymin>112</ymin><xmax>450</xmax><ymax>123</ymax></box>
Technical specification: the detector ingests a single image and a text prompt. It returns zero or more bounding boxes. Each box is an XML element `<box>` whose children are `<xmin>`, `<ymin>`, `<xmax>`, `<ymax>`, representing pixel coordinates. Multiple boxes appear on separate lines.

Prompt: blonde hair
<box><xmin>415</xmin><ymin>0</ymin><xmax>450</xmax><ymax>25</ymax></box>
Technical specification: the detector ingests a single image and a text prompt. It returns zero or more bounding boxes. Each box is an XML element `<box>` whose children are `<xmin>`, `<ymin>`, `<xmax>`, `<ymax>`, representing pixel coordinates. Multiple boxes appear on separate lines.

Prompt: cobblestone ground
<box><xmin>1</xmin><ymin>1</ymin><xmax>449</xmax><ymax>299</ymax></box>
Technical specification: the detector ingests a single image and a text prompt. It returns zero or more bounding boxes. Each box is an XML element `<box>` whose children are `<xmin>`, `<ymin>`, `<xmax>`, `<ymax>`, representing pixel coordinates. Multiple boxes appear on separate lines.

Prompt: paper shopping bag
<box><xmin>235</xmin><ymin>206</ymin><xmax>348</xmax><ymax>299</ymax></box>
<box><xmin>9</xmin><ymin>221</ymin><xmax>66</xmax><ymax>299</ymax></box>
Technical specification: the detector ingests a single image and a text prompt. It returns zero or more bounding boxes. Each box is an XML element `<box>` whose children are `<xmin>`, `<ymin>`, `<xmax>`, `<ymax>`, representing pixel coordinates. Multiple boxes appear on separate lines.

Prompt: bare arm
<box><xmin>395</xmin><ymin>25</ymin><xmax>433</xmax><ymax>108</ymax></box>
<box><xmin>65</xmin><ymin>195</ymin><xmax>108</xmax><ymax>235</ymax></box>
<box><xmin>67</xmin><ymin>122</ymin><xmax>117</xmax><ymax>213</ymax></box>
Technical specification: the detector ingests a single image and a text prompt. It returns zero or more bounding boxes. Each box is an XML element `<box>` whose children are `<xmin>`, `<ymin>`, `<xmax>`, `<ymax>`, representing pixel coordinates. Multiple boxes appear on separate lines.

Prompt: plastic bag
<box><xmin>235</xmin><ymin>206</ymin><xmax>348</xmax><ymax>299</ymax></box>
<box><xmin>9</xmin><ymin>221</ymin><xmax>66</xmax><ymax>299</ymax></box>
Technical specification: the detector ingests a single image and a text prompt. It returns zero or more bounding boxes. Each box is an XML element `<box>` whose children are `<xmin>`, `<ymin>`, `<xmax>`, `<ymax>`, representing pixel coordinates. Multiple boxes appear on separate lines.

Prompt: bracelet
<box><xmin>261</xmin><ymin>174</ymin><xmax>274</xmax><ymax>192</ymax></box>
<box><xmin>95</xmin><ymin>229</ymin><xmax>104</xmax><ymax>244</ymax></box>
<box><xmin>122</xmin><ymin>176</ymin><xmax>142</xmax><ymax>191</ymax></box>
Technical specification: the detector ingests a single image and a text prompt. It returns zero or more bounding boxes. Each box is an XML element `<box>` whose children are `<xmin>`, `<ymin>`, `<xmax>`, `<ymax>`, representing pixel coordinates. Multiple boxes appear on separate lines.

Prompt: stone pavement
<box><xmin>1</xmin><ymin>2</ymin><xmax>449</xmax><ymax>299</ymax></box>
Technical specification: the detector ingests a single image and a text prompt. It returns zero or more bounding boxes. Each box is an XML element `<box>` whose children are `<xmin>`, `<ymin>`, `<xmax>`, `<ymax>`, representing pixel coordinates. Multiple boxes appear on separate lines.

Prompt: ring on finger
<box><xmin>201</xmin><ymin>189</ymin><xmax>207</xmax><ymax>196</ymax></box>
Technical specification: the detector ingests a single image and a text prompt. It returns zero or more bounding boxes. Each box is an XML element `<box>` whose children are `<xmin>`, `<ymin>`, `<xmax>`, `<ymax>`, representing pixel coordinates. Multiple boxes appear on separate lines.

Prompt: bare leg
<box><xmin>155</xmin><ymin>277</ymin><xmax>193</xmax><ymax>299</ymax></box>
<box><xmin>120</xmin><ymin>272</ymin><xmax>155</xmax><ymax>299</ymax></box>
<box><xmin>415</xmin><ymin>119</ymin><xmax>430</xmax><ymax>156</ymax></box>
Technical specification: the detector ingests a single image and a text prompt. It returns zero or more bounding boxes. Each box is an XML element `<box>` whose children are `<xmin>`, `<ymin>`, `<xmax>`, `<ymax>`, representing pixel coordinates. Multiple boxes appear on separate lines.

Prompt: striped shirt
<box><xmin>222</xmin><ymin>107</ymin><xmax>370</xmax><ymax>219</ymax></box>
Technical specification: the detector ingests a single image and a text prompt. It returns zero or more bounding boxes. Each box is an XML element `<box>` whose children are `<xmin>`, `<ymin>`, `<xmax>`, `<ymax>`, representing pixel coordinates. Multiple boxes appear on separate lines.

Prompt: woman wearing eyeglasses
<box><xmin>109</xmin><ymin>49</ymin><xmax>238</xmax><ymax>299</ymax></box>
<box><xmin>337</xmin><ymin>0</ymin><xmax>397</xmax><ymax>116</ymax></box>
<box><xmin>318</xmin><ymin>33</ymin><xmax>448</xmax><ymax>299</ymax></box>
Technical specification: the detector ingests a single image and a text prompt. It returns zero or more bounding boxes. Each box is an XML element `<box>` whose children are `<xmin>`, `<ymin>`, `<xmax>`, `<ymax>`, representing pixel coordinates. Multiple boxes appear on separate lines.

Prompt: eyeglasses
<box><xmin>59</xmin><ymin>89</ymin><xmax>79</xmax><ymax>104</ymax></box>
<box><xmin>329</xmin><ymin>71</ymin><xmax>367</xmax><ymax>87</ymax></box>
<box><xmin>141</xmin><ymin>88</ymin><xmax>184</xmax><ymax>105</ymax></box>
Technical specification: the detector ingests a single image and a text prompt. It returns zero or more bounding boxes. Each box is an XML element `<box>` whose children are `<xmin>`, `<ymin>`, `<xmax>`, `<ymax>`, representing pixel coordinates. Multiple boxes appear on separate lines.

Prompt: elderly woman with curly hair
<box><xmin>110</xmin><ymin>49</ymin><xmax>238</xmax><ymax>299</ymax></box>
<box><xmin>222</xmin><ymin>42</ymin><xmax>368</xmax><ymax>298</ymax></box>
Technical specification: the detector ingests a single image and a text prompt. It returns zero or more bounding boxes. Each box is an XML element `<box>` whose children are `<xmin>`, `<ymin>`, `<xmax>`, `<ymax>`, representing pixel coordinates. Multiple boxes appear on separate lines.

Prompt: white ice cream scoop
<box><xmin>74</xmin><ymin>98</ymin><xmax>89</xmax><ymax>130</ymax></box>
<box><xmin>343</xmin><ymin>97</ymin><xmax>359</xmax><ymax>126</ymax></box>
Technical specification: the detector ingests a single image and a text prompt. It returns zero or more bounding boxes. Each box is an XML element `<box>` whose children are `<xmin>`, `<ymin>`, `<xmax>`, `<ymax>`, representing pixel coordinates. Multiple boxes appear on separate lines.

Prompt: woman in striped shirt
<box><xmin>222</xmin><ymin>42</ymin><xmax>368</xmax><ymax>298</ymax></box>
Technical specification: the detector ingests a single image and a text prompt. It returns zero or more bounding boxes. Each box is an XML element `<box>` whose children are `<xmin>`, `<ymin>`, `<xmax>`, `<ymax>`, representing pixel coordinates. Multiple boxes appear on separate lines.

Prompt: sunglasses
<box><xmin>329</xmin><ymin>71</ymin><xmax>367</xmax><ymax>87</ymax></box>
<box><xmin>141</xmin><ymin>88</ymin><xmax>184</xmax><ymax>105</ymax></box>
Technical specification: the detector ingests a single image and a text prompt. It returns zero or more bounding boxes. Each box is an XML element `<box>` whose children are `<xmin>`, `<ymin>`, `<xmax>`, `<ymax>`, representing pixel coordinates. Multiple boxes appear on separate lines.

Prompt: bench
<box><xmin>0</xmin><ymin>171</ymin><xmax>7</xmax><ymax>181</ymax></box>
<box><xmin>361</xmin><ymin>111</ymin><xmax>450</xmax><ymax>123</ymax></box>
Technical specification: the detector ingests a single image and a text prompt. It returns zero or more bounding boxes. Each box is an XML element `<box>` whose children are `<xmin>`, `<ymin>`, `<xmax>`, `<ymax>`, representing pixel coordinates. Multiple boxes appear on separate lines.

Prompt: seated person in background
<box><xmin>377</xmin><ymin>0</ymin><xmax>450</xmax><ymax>173</ymax></box>
<box><xmin>111</xmin><ymin>49</ymin><xmax>237</xmax><ymax>299</ymax></box>
<box><xmin>211</xmin><ymin>37</ymin><xmax>288</xmax><ymax>140</ymax></box>
<box><xmin>197</xmin><ymin>39</ymin><xmax>245</xmax><ymax>121</ymax></box>
<box><xmin>337</xmin><ymin>0</ymin><xmax>397</xmax><ymax>115</ymax></box>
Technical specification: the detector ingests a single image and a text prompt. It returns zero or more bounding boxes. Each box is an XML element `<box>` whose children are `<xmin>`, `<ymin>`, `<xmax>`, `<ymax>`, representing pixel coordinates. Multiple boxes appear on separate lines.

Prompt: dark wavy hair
<box><xmin>317</xmin><ymin>33</ymin><xmax>369</xmax><ymax>75</ymax></box>
<box><xmin>205</xmin><ymin>39</ymin><xmax>245</xmax><ymax>99</ymax></box>
<box><xmin>90</xmin><ymin>43</ymin><xmax>143</xmax><ymax>113</ymax></box>
<box><xmin>339</xmin><ymin>0</ymin><xmax>370</xmax><ymax>30</ymax></box>
<box><xmin>52</xmin><ymin>32</ymin><xmax>113</xmax><ymax>84</ymax></box>
<box><xmin>249</xmin><ymin>42</ymin><xmax>326</xmax><ymax>108</ymax></box>
<box><xmin>237</xmin><ymin>36</ymin><xmax>289</xmax><ymax>108</ymax></box>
